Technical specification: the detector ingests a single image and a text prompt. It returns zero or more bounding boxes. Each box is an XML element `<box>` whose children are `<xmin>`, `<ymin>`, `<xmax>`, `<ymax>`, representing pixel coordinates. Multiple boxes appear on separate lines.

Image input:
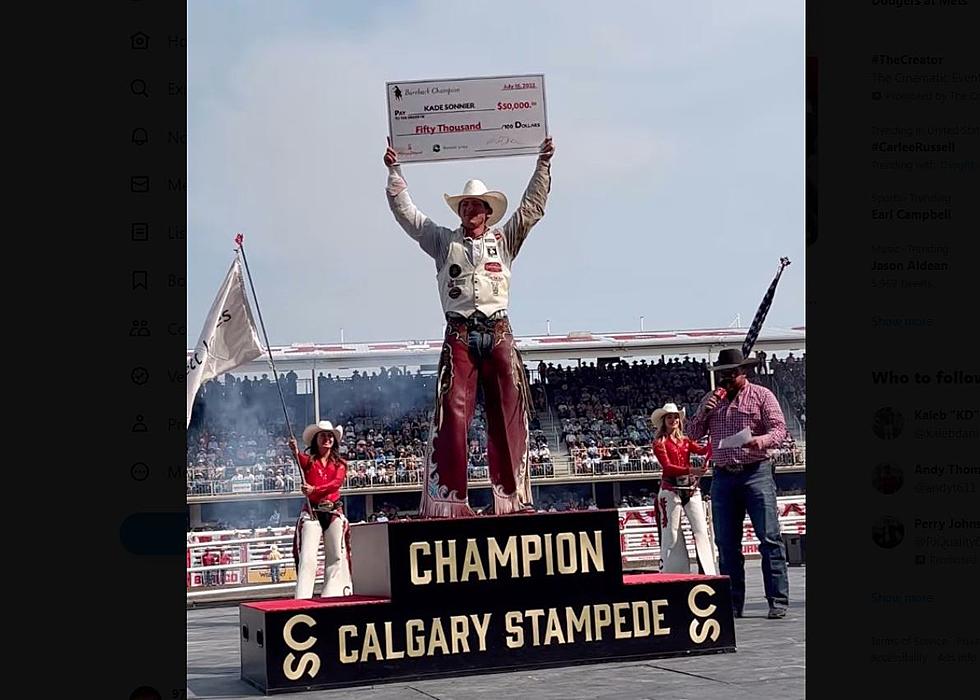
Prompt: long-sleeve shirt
<box><xmin>296</xmin><ymin>453</ymin><xmax>346</xmax><ymax>505</ymax></box>
<box><xmin>385</xmin><ymin>160</ymin><xmax>552</xmax><ymax>270</ymax></box>
<box><xmin>686</xmin><ymin>381</ymin><xmax>787</xmax><ymax>467</ymax></box>
<box><xmin>653</xmin><ymin>436</ymin><xmax>711</xmax><ymax>481</ymax></box>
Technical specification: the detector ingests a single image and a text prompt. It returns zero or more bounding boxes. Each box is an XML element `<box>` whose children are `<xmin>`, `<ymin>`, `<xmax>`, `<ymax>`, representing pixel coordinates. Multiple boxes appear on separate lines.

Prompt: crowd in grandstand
<box><xmin>187</xmin><ymin>353</ymin><xmax>805</xmax><ymax>498</ymax></box>
<box><xmin>541</xmin><ymin>357</ymin><xmax>709</xmax><ymax>450</ymax></box>
<box><xmin>768</xmin><ymin>353</ymin><xmax>806</xmax><ymax>430</ymax></box>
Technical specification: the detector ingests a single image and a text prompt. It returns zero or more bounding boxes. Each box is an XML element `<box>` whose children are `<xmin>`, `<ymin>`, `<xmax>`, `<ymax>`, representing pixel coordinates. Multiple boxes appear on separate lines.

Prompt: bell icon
<box><xmin>132</xmin><ymin>128</ymin><xmax>149</xmax><ymax>146</ymax></box>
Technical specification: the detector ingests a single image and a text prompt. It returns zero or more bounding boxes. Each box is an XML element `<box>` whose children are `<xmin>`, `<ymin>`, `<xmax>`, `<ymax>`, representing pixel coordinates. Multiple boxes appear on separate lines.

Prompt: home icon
<box><xmin>130</xmin><ymin>32</ymin><xmax>149</xmax><ymax>50</ymax></box>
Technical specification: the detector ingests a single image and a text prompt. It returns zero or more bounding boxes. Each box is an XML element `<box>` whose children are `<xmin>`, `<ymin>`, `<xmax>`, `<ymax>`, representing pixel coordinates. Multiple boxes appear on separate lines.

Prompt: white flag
<box><xmin>187</xmin><ymin>256</ymin><xmax>265</xmax><ymax>426</ymax></box>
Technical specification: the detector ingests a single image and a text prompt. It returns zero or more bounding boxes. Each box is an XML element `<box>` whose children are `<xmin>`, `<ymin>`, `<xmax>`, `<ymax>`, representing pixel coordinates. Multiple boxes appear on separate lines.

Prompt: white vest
<box><xmin>437</xmin><ymin>230</ymin><xmax>511</xmax><ymax>318</ymax></box>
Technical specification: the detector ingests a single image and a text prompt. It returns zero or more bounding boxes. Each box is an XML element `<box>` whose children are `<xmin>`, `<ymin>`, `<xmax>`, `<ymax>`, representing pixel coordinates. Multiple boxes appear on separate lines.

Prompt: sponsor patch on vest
<box><xmin>484</xmin><ymin>262</ymin><xmax>502</xmax><ymax>272</ymax></box>
<box><xmin>448</xmin><ymin>264</ymin><xmax>462</xmax><ymax>278</ymax></box>
<box><xmin>487</xmin><ymin>246</ymin><xmax>498</xmax><ymax>257</ymax></box>
<box><xmin>448</xmin><ymin>287</ymin><xmax>462</xmax><ymax>299</ymax></box>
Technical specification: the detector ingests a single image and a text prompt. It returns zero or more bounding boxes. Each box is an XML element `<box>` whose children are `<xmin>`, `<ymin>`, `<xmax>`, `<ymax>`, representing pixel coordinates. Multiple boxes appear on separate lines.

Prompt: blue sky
<box><xmin>188</xmin><ymin>0</ymin><xmax>804</xmax><ymax>346</ymax></box>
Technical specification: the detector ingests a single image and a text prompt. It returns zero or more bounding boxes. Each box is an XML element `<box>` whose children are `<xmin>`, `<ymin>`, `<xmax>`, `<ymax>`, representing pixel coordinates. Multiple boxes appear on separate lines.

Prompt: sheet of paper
<box><xmin>718</xmin><ymin>427</ymin><xmax>752</xmax><ymax>450</ymax></box>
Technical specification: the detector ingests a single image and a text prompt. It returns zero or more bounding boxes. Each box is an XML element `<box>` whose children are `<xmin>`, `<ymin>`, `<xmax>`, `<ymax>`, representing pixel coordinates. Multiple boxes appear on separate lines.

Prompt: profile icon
<box><xmin>872</xmin><ymin>407</ymin><xmax>904</xmax><ymax>439</ymax></box>
<box><xmin>872</xmin><ymin>463</ymin><xmax>903</xmax><ymax>495</ymax></box>
<box><xmin>871</xmin><ymin>516</ymin><xmax>905</xmax><ymax>549</ymax></box>
<box><xmin>132</xmin><ymin>414</ymin><xmax>149</xmax><ymax>432</ymax></box>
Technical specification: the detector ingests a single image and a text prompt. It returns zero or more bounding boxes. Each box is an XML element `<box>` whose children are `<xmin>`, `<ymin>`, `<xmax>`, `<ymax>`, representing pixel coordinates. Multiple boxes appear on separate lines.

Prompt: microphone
<box><xmin>699</xmin><ymin>385</ymin><xmax>727</xmax><ymax>414</ymax></box>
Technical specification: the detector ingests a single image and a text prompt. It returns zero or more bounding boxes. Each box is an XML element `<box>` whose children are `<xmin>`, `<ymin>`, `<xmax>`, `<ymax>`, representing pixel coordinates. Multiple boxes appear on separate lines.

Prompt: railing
<box><xmin>187</xmin><ymin>469</ymin><xmax>303</xmax><ymax>497</ymax></box>
<box><xmin>187</xmin><ymin>446</ymin><xmax>805</xmax><ymax>498</ymax></box>
<box><xmin>187</xmin><ymin>529</ymin><xmax>297</xmax><ymax>599</ymax></box>
<box><xmin>187</xmin><ymin>492</ymin><xmax>809</xmax><ymax>602</ymax></box>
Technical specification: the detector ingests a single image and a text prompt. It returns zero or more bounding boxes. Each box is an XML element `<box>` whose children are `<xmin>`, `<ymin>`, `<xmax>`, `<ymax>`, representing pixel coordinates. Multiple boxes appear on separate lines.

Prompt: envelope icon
<box><xmin>131</xmin><ymin>176</ymin><xmax>150</xmax><ymax>193</ymax></box>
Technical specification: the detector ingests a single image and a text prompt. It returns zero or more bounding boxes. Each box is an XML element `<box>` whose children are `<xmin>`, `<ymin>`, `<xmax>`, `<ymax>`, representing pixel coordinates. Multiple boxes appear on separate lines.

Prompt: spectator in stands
<box><xmin>650</xmin><ymin>402</ymin><xmax>715</xmax><ymax>575</ymax></box>
<box><xmin>266</xmin><ymin>543</ymin><xmax>282</xmax><ymax>584</ymax></box>
<box><xmin>288</xmin><ymin>420</ymin><xmax>352</xmax><ymax>599</ymax></box>
<box><xmin>687</xmin><ymin>349</ymin><xmax>789</xmax><ymax>620</ymax></box>
<box><xmin>383</xmin><ymin>136</ymin><xmax>555</xmax><ymax>517</ymax></box>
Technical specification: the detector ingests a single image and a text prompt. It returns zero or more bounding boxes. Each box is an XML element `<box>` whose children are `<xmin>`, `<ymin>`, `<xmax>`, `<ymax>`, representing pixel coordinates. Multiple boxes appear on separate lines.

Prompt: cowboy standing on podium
<box><xmin>383</xmin><ymin>136</ymin><xmax>555</xmax><ymax>517</ymax></box>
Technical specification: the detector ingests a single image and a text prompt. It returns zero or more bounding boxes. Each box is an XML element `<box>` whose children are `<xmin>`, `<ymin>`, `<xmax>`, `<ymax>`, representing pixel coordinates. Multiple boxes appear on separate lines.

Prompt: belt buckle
<box><xmin>724</xmin><ymin>463</ymin><xmax>744</xmax><ymax>474</ymax></box>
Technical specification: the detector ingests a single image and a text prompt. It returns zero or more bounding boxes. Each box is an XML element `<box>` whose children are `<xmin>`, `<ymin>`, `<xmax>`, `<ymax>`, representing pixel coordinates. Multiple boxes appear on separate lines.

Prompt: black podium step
<box><xmin>241</xmin><ymin>510</ymin><xmax>736</xmax><ymax>694</ymax></box>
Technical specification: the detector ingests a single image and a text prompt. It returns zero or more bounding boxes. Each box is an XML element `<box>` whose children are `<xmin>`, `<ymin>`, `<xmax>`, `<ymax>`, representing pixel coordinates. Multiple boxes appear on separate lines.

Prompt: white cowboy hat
<box><xmin>650</xmin><ymin>402</ymin><xmax>686</xmax><ymax>430</ymax></box>
<box><xmin>444</xmin><ymin>179</ymin><xmax>508</xmax><ymax>227</ymax></box>
<box><xmin>301</xmin><ymin>420</ymin><xmax>344</xmax><ymax>446</ymax></box>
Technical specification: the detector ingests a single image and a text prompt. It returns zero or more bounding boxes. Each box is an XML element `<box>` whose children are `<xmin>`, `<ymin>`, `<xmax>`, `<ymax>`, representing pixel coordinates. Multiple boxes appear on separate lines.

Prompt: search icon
<box><xmin>130</xmin><ymin>79</ymin><xmax>149</xmax><ymax>98</ymax></box>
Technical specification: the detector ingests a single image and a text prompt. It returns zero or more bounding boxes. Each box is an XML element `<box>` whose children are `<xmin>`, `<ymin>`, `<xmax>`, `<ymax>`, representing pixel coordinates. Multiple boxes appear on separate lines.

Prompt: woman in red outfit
<box><xmin>651</xmin><ymin>403</ymin><xmax>717</xmax><ymax>575</ymax></box>
<box><xmin>288</xmin><ymin>420</ymin><xmax>353</xmax><ymax>598</ymax></box>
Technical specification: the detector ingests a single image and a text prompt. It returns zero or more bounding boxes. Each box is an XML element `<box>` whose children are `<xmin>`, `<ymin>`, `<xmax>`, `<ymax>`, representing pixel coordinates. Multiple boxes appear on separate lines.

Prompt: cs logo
<box><xmin>283</xmin><ymin>614</ymin><xmax>320</xmax><ymax>681</ymax></box>
<box><xmin>688</xmin><ymin>584</ymin><xmax>721</xmax><ymax>643</ymax></box>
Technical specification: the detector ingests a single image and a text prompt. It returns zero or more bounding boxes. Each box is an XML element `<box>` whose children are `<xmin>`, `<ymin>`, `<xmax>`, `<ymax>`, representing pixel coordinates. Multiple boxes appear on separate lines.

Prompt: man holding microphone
<box><xmin>686</xmin><ymin>348</ymin><xmax>790</xmax><ymax>620</ymax></box>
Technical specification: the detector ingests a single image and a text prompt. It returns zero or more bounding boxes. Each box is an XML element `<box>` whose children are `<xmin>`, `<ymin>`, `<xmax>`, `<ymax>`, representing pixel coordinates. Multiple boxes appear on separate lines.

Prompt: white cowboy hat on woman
<box><xmin>444</xmin><ymin>180</ymin><xmax>508</xmax><ymax>227</ymax></box>
<box><xmin>301</xmin><ymin>420</ymin><xmax>344</xmax><ymax>446</ymax></box>
<box><xmin>650</xmin><ymin>402</ymin><xmax>686</xmax><ymax>430</ymax></box>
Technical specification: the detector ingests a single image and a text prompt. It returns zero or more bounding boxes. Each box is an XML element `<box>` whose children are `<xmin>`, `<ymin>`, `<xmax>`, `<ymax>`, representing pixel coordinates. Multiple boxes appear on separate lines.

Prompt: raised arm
<box><xmin>686</xmin><ymin>389</ymin><xmax>722</xmax><ymax>440</ymax></box>
<box><xmin>288</xmin><ymin>437</ymin><xmax>308</xmax><ymax>469</ymax></box>
<box><xmin>501</xmin><ymin>137</ymin><xmax>554</xmax><ymax>259</ymax></box>
<box><xmin>686</xmin><ymin>401</ymin><xmax>710</xmax><ymax>441</ymax></box>
<box><xmin>384</xmin><ymin>140</ymin><xmax>445</xmax><ymax>260</ymax></box>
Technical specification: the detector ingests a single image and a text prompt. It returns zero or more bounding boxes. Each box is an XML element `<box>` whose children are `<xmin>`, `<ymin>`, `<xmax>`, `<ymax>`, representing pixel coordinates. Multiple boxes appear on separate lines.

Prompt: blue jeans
<box><xmin>710</xmin><ymin>461</ymin><xmax>789</xmax><ymax>610</ymax></box>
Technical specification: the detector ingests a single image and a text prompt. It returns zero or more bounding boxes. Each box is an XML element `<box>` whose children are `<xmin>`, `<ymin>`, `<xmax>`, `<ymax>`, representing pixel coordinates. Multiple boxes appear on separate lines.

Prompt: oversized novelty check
<box><xmin>386</xmin><ymin>74</ymin><xmax>547</xmax><ymax>164</ymax></box>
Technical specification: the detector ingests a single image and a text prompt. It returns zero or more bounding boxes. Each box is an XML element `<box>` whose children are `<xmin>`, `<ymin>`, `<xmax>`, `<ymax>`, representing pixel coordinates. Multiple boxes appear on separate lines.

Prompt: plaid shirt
<box><xmin>686</xmin><ymin>381</ymin><xmax>787</xmax><ymax>467</ymax></box>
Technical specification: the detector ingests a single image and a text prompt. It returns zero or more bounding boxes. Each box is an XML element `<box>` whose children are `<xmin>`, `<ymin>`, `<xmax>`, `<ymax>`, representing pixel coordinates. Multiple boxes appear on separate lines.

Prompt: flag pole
<box><xmin>234</xmin><ymin>234</ymin><xmax>314</xmax><ymax>511</ymax></box>
<box><xmin>741</xmin><ymin>256</ymin><xmax>792</xmax><ymax>358</ymax></box>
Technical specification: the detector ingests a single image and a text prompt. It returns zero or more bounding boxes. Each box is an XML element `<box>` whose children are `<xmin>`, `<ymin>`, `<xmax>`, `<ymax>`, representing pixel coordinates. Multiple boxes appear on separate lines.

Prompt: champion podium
<box><xmin>241</xmin><ymin>509</ymin><xmax>736</xmax><ymax>694</ymax></box>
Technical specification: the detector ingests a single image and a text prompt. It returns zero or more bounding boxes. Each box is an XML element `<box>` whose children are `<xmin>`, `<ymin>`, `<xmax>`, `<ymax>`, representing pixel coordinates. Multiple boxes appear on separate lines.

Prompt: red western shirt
<box><xmin>297</xmin><ymin>453</ymin><xmax>346</xmax><ymax>505</ymax></box>
<box><xmin>653</xmin><ymin>436</ymin><xmax>711</xmax><ymax>484</ymax></box>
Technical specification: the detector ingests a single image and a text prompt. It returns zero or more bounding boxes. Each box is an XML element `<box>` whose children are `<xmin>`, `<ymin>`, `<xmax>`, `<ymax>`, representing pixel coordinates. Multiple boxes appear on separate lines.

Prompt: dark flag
<box><xmin>742</xmin><ymin>257</ymin><xmax>792</xmax><ymax>358</ymax></box>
